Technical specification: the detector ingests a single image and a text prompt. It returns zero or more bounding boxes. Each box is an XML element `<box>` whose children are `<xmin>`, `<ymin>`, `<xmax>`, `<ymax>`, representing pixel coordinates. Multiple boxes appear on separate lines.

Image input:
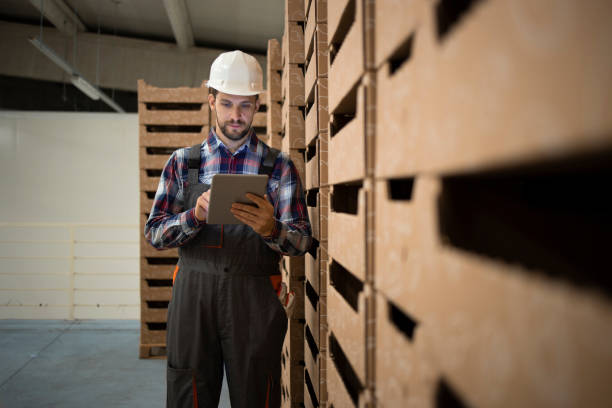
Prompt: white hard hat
<box><xmin>206</xmin><ymin>50</ymin><xmax>264</xmax><ymax>96</ymax></box>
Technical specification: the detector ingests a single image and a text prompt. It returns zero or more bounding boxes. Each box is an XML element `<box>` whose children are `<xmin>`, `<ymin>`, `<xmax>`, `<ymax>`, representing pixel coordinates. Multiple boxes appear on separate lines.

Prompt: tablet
<box><xmin>206</xmin><ymin>174</ymin><xmax>269</xmax><ymax>224</ymax></box>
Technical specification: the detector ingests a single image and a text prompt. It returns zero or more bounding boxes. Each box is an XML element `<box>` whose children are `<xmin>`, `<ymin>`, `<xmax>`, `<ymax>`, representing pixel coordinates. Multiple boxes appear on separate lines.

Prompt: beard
<box><xmin>218</xmin><ymin>119</ymin><xmax>252</xmax><ymax>141</ymax></box>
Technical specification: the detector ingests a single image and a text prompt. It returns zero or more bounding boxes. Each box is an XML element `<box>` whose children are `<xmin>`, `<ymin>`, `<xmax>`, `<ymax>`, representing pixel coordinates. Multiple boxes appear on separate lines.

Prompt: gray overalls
<box><xmin>166</xmin><ymin>143</ymin><xmax>287</xmax><ymax>408</ymax></box>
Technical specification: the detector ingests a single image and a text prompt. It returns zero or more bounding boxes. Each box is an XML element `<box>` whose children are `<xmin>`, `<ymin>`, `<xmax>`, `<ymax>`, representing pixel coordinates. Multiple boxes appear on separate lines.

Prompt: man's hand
<box><xmin>230</xmin><ymin>193</ymin><xmax>275</xmax><ymax>236</ymax></box>
<box><xmin>194</xmin><ymin>190</ymin><xmax>211</xmax><ymax>222</ymax></box>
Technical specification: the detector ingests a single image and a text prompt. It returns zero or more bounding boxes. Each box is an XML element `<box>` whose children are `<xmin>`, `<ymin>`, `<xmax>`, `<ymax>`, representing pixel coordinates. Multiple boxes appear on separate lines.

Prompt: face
<box><xmin>209</xmin><ymin>92</ymin><xmax>260</xmax><ymax>141</ymax></box>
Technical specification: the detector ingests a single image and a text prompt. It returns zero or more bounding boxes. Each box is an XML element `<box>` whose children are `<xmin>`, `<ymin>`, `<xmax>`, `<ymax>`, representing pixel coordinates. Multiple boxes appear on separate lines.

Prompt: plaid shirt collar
<box><xmin>207</xmin><ymin>126</ymin><xmax>259</xmax><ymax>156</ymax></box>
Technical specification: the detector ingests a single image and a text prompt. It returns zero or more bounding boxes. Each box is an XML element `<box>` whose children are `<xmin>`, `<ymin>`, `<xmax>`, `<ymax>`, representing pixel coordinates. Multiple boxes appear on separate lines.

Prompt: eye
<box><xmin>221</xmin><ymin>102</ymin><xmax>231</xmax><ymax>107</ymax></box>
<box><xmin>241</xmin><ymin>103</ymin><xmax>252</xmax><ymax>109</ymax></box>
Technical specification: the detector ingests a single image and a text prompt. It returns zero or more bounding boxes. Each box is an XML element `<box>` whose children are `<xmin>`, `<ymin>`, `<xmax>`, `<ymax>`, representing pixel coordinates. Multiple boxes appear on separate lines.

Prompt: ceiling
<box><xmin>0</xmin><ymin>0</ymin><xmax>284</xmax><ymax>54</ymax></box>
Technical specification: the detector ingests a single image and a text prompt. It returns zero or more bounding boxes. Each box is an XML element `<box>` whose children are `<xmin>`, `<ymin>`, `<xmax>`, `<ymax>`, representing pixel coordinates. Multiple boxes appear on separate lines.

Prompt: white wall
<box><xmin>0</xmin><ymin>111</ymin><xmax>140</xmax><ymax>319</ymax></box>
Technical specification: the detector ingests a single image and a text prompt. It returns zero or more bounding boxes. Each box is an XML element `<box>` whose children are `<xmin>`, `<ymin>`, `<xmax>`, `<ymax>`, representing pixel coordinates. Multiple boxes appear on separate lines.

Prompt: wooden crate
<box><xmin>328</xmin><ymin>183</ymin><xmax>367</xmax><ymax>282</ymax></box>
<box><xmin>327</xmin><ymin>333</ymin><xmax>366</xmax><ymax>407</ymax></box>
<box><xmin>268</xmin><ymin>68</ymin><xmax>282</xmax><ymax>103</ymax></box>
<box><xmin>306</xmin><ymin>24</ymin><xmax>329</xmax><ymax>94</ymax></box>
<box><xmin>375</xmin><ymin>292</ymin><xmax>437</xmax><ymax>407</ymax></box>
<box><xmin>319</xmin><ymin>131</ymin><xmax>329</xmax><ymax>187</ymax></box>
<box><xmin>374</xmin><ymin>0</ymin><xmax>424</xmax><ymax>69</ymax></box>
<box><xmin>305</xmin><ymin>278</ymin><xmax>327</xmax><ymax>353</ymax></box>
<box><xmin>327</xmin><ymin>259</ymin><xmax>368</xmax><ymax>387</ymax></box>
<box><xmin>305</xmin><ymin>79</ymin><xmax>329</xmax><ymax>145</ymax></box>
<box><xmin>283</xmin><ymin>316</ymin><xmax>306</xmax><ymax>366</ymax></box>
<box><xmin>305</xmin><ymin>140</ymin><xmax>319</xmax><ymax>190</ymax></box>
<box><xmin>268</xmin><ymin>38</ymin><xmax>283</xmax><ymax>72</ymax></box>
<box><xmin>138</xmin><ymin>126</ymin><xmax>206</xmax><ymax>149</ymax></box>
<box><xmin>285</xmin><ymin>0</ymin><xmax>305</xmax><ymax>22</ymax></box>
<box><xmin>374</xmin><ymin>172</ymin><xmax>612</xmax><ymax>407</ymax></box>
<box><xmin>138</xmin><ymin>105</ymin><xmax>209</xmax><ymax>126</ymax></box>
<box><xmin>306</xmin><ymin>246</ymin><xmax>328</xmax><ymax>298</ymax></box>
<box><xmin>282</xmin><ymin>63</ymin><xmax>306</xmax><ymax>107</ymax></box>
<box><xmin>137</xmin><ymin>80</ymin><xmax>210</xmax><ymax>358</ymax></box>
<box><xmin>268</xmin><ymin>132</ymin><xmax>283</xmax><ymax>149</ymax></box>
<box><xmin>306</xmin><ymin>189</ymin><xmax>320</xmax><ymax>239</ymax></box>
<box><xmin>375</xmin><ymin>0</ymin><xmax>612</xmax><ymax>178</ymax></box>
<box><xmin>329</xmin><ymin>74</ymin><xmax>374</xmax><ymax>185</ymax></box>
<box><xmin>139</xmin><ymin>146</ymin><xmax>178</xmax><ymax>170</ymax></box>
<box><xmin>281</xmin><ymin>102</ymin><xmax>306</xmax><ymax>150</ymax></box>
<box><xmin>328</xmin><ymin>0</ymin><xmax>367</xmax><ymax>114</ymax></box>
<box><xmin>140</xmin><ymin>321</ymin><xmax>167</xmax><ymax>346</ymax></box>
<box><xmin>283</xmin><ymin>22</ymin><xmax>306</xmax><ymax>66</ymax></box>
<box><xmin>319</xmin><ymin>186</ymin><xmax>329</xmax><ymax>241</ymax></box>
<box><xmin>305</xmin><ymin>333</ymin><xmax>327</xmax><ymax>406</ymax></box>
<box><xmin>268</xmin><ymin>100</ymin><xmax>282</xmax><ymax>134</ymax></box>
<box><xmin>137</xmin><ymin>80</ymin><xmax>208</xmax><ymax>103</ymax></box>
<box><xmin>283</xmin><ymin>255</ymin><xmax>306</xmax><ymax>280</ymax></box>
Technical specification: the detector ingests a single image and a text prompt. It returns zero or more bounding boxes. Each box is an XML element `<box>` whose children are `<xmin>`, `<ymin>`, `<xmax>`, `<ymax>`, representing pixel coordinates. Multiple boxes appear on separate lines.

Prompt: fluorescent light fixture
<box><xmin>28</xmin><ymin>36</ymin><xmax>125</xmax><ymax>113</ymax></box>
<box><xmin>70</xmin><ymin>75</ymin><xmax>100</xmax><ymax>100</ymax></box>
<box><xmin>29</xmin><ymin>37</ymin><xmax>74</xmax><ymax>75</ymax></box>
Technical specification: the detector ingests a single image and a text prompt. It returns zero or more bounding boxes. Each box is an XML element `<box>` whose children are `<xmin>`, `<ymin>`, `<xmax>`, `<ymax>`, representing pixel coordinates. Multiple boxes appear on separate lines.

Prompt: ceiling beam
<box><xmin>28</xmin><ymin>0</ymin><xmax>86</xmax><ymax>36</ymax></box>
<box><xmin>0</xmin><ymin>21</ymin><xmax>266</xmax><ymax>92</ymax></box>
<box><xmin>162</xmin><ymin>0</ymin><xmax>195</xmax><ymax>50</ymax></box>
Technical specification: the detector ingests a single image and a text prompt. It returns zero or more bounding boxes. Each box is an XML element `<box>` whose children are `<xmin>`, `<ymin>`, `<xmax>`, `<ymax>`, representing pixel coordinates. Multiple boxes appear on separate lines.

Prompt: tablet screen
<box><xmin>206</xmin><ymin>174</ymin><xmax>269</xmax><ymax>224</ymax></box>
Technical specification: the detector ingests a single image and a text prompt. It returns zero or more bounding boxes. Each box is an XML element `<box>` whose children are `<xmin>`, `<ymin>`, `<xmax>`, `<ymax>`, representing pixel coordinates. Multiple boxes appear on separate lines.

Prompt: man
<box><xmin>144</xmin><ymin>50</ymin><xmax>312</xmax><ymax>408</ymax></box>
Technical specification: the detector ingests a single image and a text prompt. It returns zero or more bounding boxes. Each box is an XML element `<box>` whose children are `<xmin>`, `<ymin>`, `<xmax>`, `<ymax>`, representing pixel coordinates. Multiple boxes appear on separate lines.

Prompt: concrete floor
<box><xmin>0</xmin><ymin>320</ymin><xmax>231</xmax><ymax>408</ymax></box>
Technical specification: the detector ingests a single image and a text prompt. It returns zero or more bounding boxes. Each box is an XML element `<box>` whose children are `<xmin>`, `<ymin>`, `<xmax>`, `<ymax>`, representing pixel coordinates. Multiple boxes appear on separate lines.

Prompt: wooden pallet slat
<box><xmin>329</xmin><ymin>75</ymin><xmax>372</xmax><ymax>185</ymax></box>
<box><xmin>281</xmin><ymin>103</ymin><xmax>306</xmax><ymax>150</ymax></box>
<box><xmin>282</xmin><ymin>63</ymin><xmax>306</xmax><ymax>107</ymax></box>
<box><xmin>137</xmin><ymin>80</ymin><xmax>209</xmax><ymax>103</ymax></box>
<box><xmin>283</xmin><ymin>22</ymin><xmax>306</xmax><ymax>66</ymax></box>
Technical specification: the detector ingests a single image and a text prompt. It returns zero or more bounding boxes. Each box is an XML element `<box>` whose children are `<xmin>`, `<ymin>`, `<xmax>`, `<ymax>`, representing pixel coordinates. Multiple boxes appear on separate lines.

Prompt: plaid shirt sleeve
<box><xmin>263</xmin><ymin>154</ymin><xmax>313</xmax><ymax>256</ymax></box>
<box><xmin>144</xmin><ymin>148</ymin><xmax>203</xmax><ymax>249</ymax></box>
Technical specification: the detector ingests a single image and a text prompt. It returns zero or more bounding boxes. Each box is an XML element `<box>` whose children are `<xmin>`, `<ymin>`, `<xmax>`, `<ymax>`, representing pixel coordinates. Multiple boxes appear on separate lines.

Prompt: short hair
<box><xmin>208</xmin><ymin>87</ymin><xmax>259</xmax><ymax>102</ymax></box>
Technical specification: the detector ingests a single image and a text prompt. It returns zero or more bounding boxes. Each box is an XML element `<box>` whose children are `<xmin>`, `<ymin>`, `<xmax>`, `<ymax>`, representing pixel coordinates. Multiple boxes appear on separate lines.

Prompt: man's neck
<box><xmin>215</xmin><ymin>126</ymin><xmax>250</xmax><ymax>154</ymax></box>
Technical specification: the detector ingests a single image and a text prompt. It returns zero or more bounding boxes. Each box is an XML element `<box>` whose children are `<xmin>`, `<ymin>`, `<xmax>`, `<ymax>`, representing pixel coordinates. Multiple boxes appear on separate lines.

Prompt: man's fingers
<box><xmin>231</xmin><ymin>209</ymin><xmax>267</xmax><ymax>231</ymax></box>
<box><xmin>231</xmin><ymin>208</ymin><xmax>260</xmax><ymax>223</ymax></box>
<box><xmin>197</xmin><ymin>198</ymin><xmax>209</xmax><ymax>211</ymax></box>
<box><xmin>245</xmin><ymin>193</ymin><xmax>272</xmax><ymax>209</ymax></box>
<box><xmin>232</xmin><ymin>212</ymin><xmax>257</xmax><ymax>228</ymax></box>
<box><xmin>232</xmin><ymin>203</ymin><xmax>262</xmax><ymax>216</ymax></box>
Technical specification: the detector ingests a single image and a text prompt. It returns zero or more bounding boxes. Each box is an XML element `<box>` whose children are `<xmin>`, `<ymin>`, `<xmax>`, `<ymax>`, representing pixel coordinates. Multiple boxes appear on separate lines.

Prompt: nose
<box><xmin>230</xmin><ymin>106</ymin><xmax>241</xmax><ymax>122</ymax></box>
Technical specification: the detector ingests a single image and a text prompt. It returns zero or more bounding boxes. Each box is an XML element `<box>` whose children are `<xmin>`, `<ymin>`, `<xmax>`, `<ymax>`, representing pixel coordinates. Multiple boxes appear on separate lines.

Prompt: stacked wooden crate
<box><xmin>255</xmin><ymin>91</ymin><xmax>269</xmax><ymax>144</ymax></box>
<box><xmin>279</xmin><ymin>0</ymin><xmax>307</xmax><ymax>406</ymax></box>
<box><xmin>303</xmin><ymin>0</ymin><xmax>329</xmax><ymax>407</ymax></box>
<box><xmin>373</xmin><ymin>0</ymin><xmax>612</xmax><ymax>407</ymax></box>
<box><xmin>137</xmin><ymin>80</ymin><xmax>210</xmax><ymax>359</ymax></box>
<box><xmin>278</xmin><ymin>0</ymin><xmax>612</xmax><ymax>406</ymax></box>
<box><xmin>324</xmin><ymin>0</ymin><xmax>376</xmax><ymax>406</ymax></box>
<box><xmin>267</xmin><ymin>39</ymin><xmax>283</xmax><ymax>149</ymax></box>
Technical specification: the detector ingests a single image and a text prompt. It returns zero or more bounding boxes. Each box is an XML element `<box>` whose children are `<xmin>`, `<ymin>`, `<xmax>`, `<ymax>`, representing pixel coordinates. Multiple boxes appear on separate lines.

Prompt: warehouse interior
<box><xmin>1</xmin><ymin>0</ymin><xmax>612</xmax><ymax>407</ymax></box>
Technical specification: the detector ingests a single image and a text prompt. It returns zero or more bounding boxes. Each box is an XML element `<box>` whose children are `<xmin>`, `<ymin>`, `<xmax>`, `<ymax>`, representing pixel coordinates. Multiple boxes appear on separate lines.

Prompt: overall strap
<box><xmin>188</xmin><ymin>143</ymin><xmax>201</xmax><ymax>185</ymax></box>
<box><xmin>259</xmin><ymin>147</ymin><xmax>280</xmax><ymax>177</ymax></box>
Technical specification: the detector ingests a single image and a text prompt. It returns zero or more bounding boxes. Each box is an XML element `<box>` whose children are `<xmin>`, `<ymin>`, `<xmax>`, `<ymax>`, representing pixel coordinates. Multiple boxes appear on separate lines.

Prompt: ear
<box><xmin>254</xmin><ymin>96</ymin><xmax>261</xmax><ymax>113</ymax></box>
<box><xmin>208</xmin><ymin>93</ymin><xmax>216</xmax><ymax>112</ymax></box>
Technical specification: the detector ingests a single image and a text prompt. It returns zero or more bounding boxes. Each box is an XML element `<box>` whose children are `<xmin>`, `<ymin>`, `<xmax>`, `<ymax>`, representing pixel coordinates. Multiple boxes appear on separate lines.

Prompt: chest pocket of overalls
<box><xmin>185</xmin><ymin>182</ymin><xmax>223</xmax><ymax>248</ymax></box>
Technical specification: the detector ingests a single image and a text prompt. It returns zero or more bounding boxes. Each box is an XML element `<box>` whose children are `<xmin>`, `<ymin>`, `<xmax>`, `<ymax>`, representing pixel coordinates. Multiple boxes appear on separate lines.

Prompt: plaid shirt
<box><xmin>144</xmin><ymin>128</ymin><xmax>312</xmax><ymax>256</ymax></box>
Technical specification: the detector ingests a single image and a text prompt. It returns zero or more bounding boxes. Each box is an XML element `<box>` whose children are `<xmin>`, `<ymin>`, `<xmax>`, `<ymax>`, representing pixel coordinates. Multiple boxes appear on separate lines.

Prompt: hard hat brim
<box><xmin>205</xmin><ymin>80</ymin><xmax>264</xmax><ymax>96</ymax></box>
